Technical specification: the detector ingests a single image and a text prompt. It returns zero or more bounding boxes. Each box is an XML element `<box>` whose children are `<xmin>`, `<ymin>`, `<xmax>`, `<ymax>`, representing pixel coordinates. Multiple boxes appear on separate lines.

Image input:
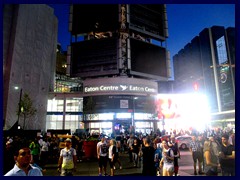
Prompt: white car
<box><xmin>175</xmin><ymin>135</ymin><xmax>192</xmax><ymax>150</ymax></box>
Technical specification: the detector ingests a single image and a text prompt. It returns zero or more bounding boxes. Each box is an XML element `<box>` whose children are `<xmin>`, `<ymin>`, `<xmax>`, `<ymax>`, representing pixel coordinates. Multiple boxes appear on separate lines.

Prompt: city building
<box><xmin>173</xmin><ymin>26</ymin><xmax>235</xmax><ymax>129</ymax></box>
<box><xmin>46</xmin><ymin>4</ymin><xmax>171</xmax><ymax>135</ymax></box>
<box><xmin>3</xmin><ymin>4</ymin><xmax>58</xmax><ymax>130</ymax></box>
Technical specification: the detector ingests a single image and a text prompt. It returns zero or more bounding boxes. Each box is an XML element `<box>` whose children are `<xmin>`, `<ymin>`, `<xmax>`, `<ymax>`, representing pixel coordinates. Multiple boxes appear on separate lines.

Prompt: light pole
<box><xmin>132</xmin><ymin>97</ymin><xmax>138</xmax><ymax>133</ymax></box>
<box><xmin>17</xmin><ymin>88</ymin><xmax>23</xmax><ymax>129</ymax></box>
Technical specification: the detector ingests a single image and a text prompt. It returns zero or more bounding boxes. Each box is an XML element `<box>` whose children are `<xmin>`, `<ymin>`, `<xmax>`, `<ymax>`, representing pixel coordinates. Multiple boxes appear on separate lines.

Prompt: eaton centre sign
<box><xmin>83</xmin><ymin>77</ymin><xmax>158</xmax><ymax>96</ymax></box>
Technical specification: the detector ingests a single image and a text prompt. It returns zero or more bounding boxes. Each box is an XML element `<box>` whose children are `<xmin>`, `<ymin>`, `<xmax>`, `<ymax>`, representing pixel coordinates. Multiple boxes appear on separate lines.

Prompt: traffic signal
<box><xmin>193</xmin><ymin>82</ymin><xmax>199</xmax><ymax>91</ymax></box>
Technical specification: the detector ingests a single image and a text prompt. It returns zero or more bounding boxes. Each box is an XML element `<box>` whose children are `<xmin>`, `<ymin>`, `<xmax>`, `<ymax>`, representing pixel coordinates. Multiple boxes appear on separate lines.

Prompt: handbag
<box><xmin>206</xmin><ymin>167</ymin><xmax>218</xmax><ymax>176</ymax></box>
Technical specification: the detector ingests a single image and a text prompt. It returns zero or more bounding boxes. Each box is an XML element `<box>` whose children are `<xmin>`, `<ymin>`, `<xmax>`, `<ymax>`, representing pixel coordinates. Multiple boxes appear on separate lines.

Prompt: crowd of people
<box><xmin>3</xmin><ymin>127</ymin><xmax>235</xmax><ymax>176</ymax></box>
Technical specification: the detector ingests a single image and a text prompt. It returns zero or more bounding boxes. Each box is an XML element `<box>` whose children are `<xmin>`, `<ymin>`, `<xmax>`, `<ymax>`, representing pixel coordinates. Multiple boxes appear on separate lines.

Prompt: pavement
<box><xmin>44</xmin><ymin>152</ymin><xmax>194</xmax><ymax>176</ymax></box>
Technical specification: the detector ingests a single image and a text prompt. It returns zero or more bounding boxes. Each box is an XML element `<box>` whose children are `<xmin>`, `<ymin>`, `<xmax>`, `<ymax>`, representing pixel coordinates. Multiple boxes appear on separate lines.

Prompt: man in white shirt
<box><xmin>57</xmin><ymin>138</ymin><xmax>77</xmax><ymax>176</ymax></box>
<box><xmin>97</xmin><ymin>136</ymin><xmax>108</xmax><ymax>176</ymax></box>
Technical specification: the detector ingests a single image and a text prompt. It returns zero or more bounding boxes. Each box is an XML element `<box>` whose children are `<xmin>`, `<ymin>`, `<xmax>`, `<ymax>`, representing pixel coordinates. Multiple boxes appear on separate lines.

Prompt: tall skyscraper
<box><xmin>173</xmin><ymin>26</ymin><xmax>235</xmax><ymax>124</ymax></box>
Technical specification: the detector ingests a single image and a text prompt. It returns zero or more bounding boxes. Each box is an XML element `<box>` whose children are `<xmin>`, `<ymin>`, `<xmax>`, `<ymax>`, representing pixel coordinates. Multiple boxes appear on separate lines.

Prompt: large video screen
<box><xmin>156</xmin><ymin>94</ymin><xmax>210</xmax><ymax>131</ymax></box>
<box><xmin>71</xmin><ymin>37</ymin><xmax>118</xmax><ymax>77</ymax></box>
<box><xmin>130</xmin><ymin>38</ymin><xmax>167</xmax><ymax>79</ymax></box>
<box><xmin>71</xmin><ymin>4</ymin><xmax>119</xmax><ymax>35</ymax></box>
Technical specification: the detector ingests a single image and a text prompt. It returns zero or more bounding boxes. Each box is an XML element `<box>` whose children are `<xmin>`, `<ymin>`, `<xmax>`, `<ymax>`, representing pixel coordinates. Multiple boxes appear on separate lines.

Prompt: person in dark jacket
<box><xmin>219</xmin><ymin>134</ymin><xmax>235</xmax><ymax>176</ymax></box>
<box><xmin>141</xmin><ymin>136</ymin><xmax>155</xmax><ymax>176</ymax></box>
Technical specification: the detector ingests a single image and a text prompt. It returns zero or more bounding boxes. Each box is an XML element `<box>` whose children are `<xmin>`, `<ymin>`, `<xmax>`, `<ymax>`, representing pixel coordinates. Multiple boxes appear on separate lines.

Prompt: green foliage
<box><xmin>83</xmin><ymin>97</ymin><xmax>97</xmax><ymax>120</ymax></box>
<box><xmin>83</xmin><ymin>96</ymin><xmax>95</xmax><ymax>113</ymax></box>
<box><xmin>17</xmin><ymin>93</ymin><xmax>37</xmax><ymax>129</ymax></box>
<box><xmin>143</xmin><ymin>96</ymin><xmax>156</xmax><ymax>119</ymax></box>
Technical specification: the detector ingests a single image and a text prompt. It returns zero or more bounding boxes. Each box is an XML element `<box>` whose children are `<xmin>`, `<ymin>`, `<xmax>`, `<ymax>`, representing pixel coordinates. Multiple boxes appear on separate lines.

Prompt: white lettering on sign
<box><xmin>100</xmin><ymin>85</ymin><xmax>119</xmax><ymax>91</ymax></box>
<box><xmin>145</xmin><ymin>87</ymin><xmax>155</xmax><ymax>93</ymax></box>
<box><xmin>129</xmin><ymin>85</ymin><xmax>144</xmax><ymax>92</ymax></box>
<box><xmin>85</xmin><ymin>87</ymin><xmax>99</xmax><ymax>92</ymax></box>
<box><xmin>84</xmin><ymin>85</ymin><xmax>156</xmax><ymax>93</ymax></box>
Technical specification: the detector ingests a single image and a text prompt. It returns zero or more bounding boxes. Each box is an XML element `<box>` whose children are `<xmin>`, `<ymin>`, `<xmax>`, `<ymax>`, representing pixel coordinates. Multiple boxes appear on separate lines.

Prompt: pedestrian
<box><xmin>30</xmin><ymin>154</ymin><xmax>47</xmax><ymax>174</ymax></box>
<box><xmin>57</xmin><ymin>138</ymin><xmax>77</xmax><ymax>176</ymax></box>
<box><xmin>153</xmin><ymin>142</ymin><xmax>162</xmax><ymax>176</ymax></box>
<box><xmin>3</xmin><ymin>139</ymin><xmax>15</xmax><ymax>174</ymax></box>
<box><xmin>168</xmin><ymin>134</ymin><xmax>180</xmax><ymax>176</ymax></box>
<box><xmin>108</xmin><ymin>139</ymin><xmax>117</xmax><ymax>176</ymax></box>
<box><xmin>131</xmin><ymin>138</ymin><xmax>140</xmax><ymax>167</ymax></box>
<box><xmin>39</xmin><ymin>137</ymin><xmax>50</xmax><ymax>169</ymax></box>
<box><xmin>4</xmin><ymin>147</ymin><xmax>43</xmax><ymax>176</ymax></box>
<box><xmin>141</xmin><ymin>136</ymin><xmax>155</xmax><ymax>176</ymax></box>
<box><xmin>113</xmin><ymin>140</ymin><xmax>122</xmax><ymax>170</ymax></box>
<box><xmin>97</xmin><ymin>135</ymin><xmax>108</xmax><ymax>176</ymax></box>
<box><xmin>29</xmin><ymin>137</ymin><xmax>41</xmax><ymax>165</ymax></box>
<box><xmin>127</xmin><ymin>134</ymin><xmax>134</xmax><ymax>162</ymax></box>
<box><xmin>76</xmin><ymin>138</ymin><xmax>84</xmax><ymax>162</ymax></box>
<box><xmin>203</xmin><ymin>139</ymin><xmax>219</xmax><ymax>176</ymax></box>
<box><xmin>219</xmin><ymin>133</ymin><xmax>235</xmax><ymax>176</ymax></box>
<box><xmin>160</xmin><ymin>140</ymin><xmax>174</xmax><ymax>176</ymax></box>
<box><xmin>189</xmin><ymin>135</ymin><xmax>204</xmax><ymax>175</ymax></box>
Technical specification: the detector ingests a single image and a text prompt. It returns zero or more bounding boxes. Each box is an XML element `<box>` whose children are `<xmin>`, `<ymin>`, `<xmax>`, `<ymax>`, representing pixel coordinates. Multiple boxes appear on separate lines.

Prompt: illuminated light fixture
<box><xmin>62</xmin><ymin>64</ymin><xmax>67</xmax><ymax>68</ymax></box>
<box><xmin>193</xmin><ymin>82</ymin><xmax>199</xmax><ymax>91</ymax></box>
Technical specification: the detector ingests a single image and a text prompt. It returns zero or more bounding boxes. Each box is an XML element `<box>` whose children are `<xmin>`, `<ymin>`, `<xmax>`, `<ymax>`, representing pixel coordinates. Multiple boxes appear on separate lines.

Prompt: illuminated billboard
<box><xmin>156</xmin><ymin>94</ymin><xmax>211</xmax><ymax>131</ymax></box>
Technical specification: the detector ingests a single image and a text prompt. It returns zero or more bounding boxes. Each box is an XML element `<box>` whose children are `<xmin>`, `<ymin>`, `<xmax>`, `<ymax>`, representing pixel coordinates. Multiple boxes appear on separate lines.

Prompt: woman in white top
<box><xmin>108</xmin><ymin>139</ymin><xmax>117</xmax><ymax>176</ymax></box>
<box><xmin>159</xmin><ymin>140</ymin><xmax>174</xmax><ymax>176</ymax></box>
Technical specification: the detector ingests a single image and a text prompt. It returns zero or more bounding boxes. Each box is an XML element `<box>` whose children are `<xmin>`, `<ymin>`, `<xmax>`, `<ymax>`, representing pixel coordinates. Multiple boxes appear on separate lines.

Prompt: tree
<box><xmin>83</xmin><ymin>96</ymin><xmax>97</xmax><ymax>121</ymax></box>
<box><xmin>143</xmin><ymin>96</ymin><xmax>156</xmax><ymax>120</ymax></box>
<box><xmin>16</xmin><ymin>92</ymin><xmax>37</xmax><ymax>129</ymax></box>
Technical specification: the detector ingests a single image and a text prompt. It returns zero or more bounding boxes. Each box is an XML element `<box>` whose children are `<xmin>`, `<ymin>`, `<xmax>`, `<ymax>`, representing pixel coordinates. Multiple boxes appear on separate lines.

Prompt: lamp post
<box><xmin>131</xmin><ymin>97</ymin><xmax>138</xmax><ymax>133</ymax></box>
<box><xmin>17</xmin><ymin>88</ymin><xmax>23</xmax><ymax>129</ymax></box>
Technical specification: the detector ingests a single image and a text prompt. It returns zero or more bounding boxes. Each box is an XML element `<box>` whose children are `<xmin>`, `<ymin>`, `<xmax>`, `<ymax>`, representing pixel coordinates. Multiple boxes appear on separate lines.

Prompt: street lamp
<box><xmin>16</xmin><ymin>87</ymin><xmax>23</xmax><ymax>128</ymax></box>
<box><xmin>131</xmin><ymin>97</ymin><xmax>138</xmax><ymax>133</ymax></box>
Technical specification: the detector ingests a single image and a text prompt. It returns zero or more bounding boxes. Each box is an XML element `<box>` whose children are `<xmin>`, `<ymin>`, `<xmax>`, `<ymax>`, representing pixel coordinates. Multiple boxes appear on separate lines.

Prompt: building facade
<box><xmin>46</xmin><ymin>4</ymin><xmax>171</xmax><ymax>135</ymax></box>
<box><xmin>173</xmin><ymin>26</ymin><xmax>235</xmax><ymax>128</ymax></box>
<box><xmin>3</xmin><ymin>4</ymin><xmax>58</xmax><ymax>130</ymax></box>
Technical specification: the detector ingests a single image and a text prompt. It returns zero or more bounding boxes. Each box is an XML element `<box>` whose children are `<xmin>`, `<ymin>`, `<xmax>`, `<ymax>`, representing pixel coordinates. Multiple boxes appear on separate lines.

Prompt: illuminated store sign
<box><xmin>84</xmin><ymin>84</ymin><xmax>156</xmax><ymax>94</ymax></box>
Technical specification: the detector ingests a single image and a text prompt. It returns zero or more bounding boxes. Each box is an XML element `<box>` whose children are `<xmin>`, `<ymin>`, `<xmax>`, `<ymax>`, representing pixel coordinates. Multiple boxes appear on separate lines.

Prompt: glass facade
<box><xmin>46</xmin><ymin>95</ymin><xmax>157</xmax><ymax>134</ymax></box>
<box><xmin>216</xmin><ymin>36</ymin><xmax>228</xmax><ymax>64</ymax></box>
<box><xmin>216</xmin><ymin>36</ymin><xmax>235</xmax><ymax>111</ymax></box>
<box><xmin>46</xmin><ymin>98</ymin><xmax>83</xmax><ymax>132</ymax></box>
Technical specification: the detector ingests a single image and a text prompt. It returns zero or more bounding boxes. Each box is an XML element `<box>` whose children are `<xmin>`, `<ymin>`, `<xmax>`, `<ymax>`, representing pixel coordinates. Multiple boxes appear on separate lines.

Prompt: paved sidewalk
<box><xmin>44</xmin><ymin>152</ymin><xmax>192</xmax><ymax>176</ymax></box>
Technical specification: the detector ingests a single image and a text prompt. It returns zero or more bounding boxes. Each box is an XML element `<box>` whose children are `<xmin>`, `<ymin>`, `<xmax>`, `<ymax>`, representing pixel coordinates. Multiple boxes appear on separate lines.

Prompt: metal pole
<box><xmin>209</xmin><ymin>28</ymin><xmax>222</xmax><ymax>112</ymax></box>
<box><xmin>132</xmin><ymin>97</ymin><xmax>135</xmax><ymax>133</ymax></box>
<box><xmin>17</xmin><ymin>88</ymin><xmax>23</xmax><ymax>127</ymax></box>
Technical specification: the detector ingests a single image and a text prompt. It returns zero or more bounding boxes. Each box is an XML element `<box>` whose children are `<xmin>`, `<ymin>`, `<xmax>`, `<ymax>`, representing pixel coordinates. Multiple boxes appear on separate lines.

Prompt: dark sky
<box><xmin>49</xmin><ymin>4</ymin><xmax>235</xmax><ymax>59</ymax></box>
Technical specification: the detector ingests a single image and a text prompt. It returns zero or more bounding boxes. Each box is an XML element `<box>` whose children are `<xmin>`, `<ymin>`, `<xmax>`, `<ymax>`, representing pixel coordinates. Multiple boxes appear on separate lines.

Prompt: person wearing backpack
<box><xmin>97</xmin><ymin>136</ymin><xmax>108</xmax><ymax>176</ymax></box>
<box><xmin>160</xmin><ymin>140</ymin><xmax>174</xmax><ymax>176</ymax></box>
